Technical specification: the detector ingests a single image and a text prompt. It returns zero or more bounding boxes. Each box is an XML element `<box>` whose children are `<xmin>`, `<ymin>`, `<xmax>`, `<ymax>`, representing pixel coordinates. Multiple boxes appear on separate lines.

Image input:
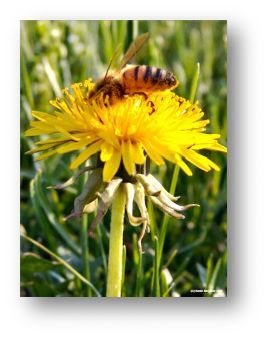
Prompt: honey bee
<box><xmin>87</xmin><ymin>32</ymin><xmax>179</xmax><ymax>105</ymax></box>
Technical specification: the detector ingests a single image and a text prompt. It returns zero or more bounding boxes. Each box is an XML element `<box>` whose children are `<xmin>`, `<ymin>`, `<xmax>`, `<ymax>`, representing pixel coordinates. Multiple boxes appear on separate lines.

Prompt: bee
<box><xmin>87</xmin><ymin>32</ymin><xmax>179</xmax><ymax>105</ymax></box>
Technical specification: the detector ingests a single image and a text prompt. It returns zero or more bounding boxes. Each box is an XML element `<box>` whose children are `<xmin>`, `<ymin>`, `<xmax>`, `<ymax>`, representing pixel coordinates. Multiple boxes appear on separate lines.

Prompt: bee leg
<box><xmin>103</xmin><ymin>82</ymin><xmax>125</xmax><ymax>105</ymax></box>
<box><xmin>130</xmin><ymin>92</ymin><xmax>148</xmax><ymax>100</ymax></box>
<box><xmin>147</xmin><ymin>101</ymin><xmax>155</xmax><ymax>115</ymax></box>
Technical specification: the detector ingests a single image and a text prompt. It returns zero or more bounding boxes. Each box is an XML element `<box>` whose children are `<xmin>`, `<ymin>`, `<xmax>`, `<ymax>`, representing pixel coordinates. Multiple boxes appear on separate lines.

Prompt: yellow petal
<box><xmin>206</xmin><ymin>143</ymin><xmax>227</xmax><ymax>152</ymax></box>
<box><xmin>32</xmin><ymin>111</ymin><xmax>54</xmax><ymax>122</ymax></box>
<box><xmin>24</xmin><ymin>128</ymin><xmax>52</xmax><ymax>136</ymax></box>
<box><xmin>25</xmin><ymin>78</ymin><xmax>227</xmax><ymax>176</ymax></box>
<box><xmin>130</xmin><ymin>141</ymin><xmax>145</xmax><ymax>164</ymax></box>
<box><xmin>57</xmin><ymin>138</ymin><xmax>96</xmax><ymax>154</ymax></box>
<box><xmin>100</xmin><ymin>143</ymin><xmax>114</xmax><ymax>162</ymax></box>
<box><xmin>176</xmin><ymin>155</ymin><xmax>193</xmax><ymax>176</ymax></box>
<box><xmin>182</xmin><ymin>150</ymin><xmax>208</xmax><ymax>171</ymax></box>
<box><xmin>141</xmin><ymin>140</ymin><xmax>165</xmax><ymax>165</ymax></box>
<box><xmin>122</xmin><ymin>141</ymin><xmax>136</xmax><ymax>175</ymax></box>
<box><xmin>103</xmin><ymin>150</ymin><xmax>121</xmax><ymax>182</ymax></box>
<box><xmin>54</xmin><ymin>126</ymin><xmax>81</xmax><ymax>141</ymax></box>
<box><xmin>26</xmin><ymin>142</ymin><xmax>61</xmax><ymax>154</ymax></box>
<box><xmin>205</xmin><ymin>158</ymin><xmax>220</xmax><ymax>171</ymax></box>
<box><xmin>70</xmin><ymin>140</ymin><xmax>103</xmax><ymax>170</ymax></box>
<box><xmin>183</xmin><ymin>149</ymin><xmax>217</xmax><ymax>172</ymax></box>
<box><xmin>35</xmin><ymin>149</ymin><xmax>58</xmax><ymax>161</ymax></box>
<box><xmin>36</xmin><ymin>136</ymin><xmax>71</xmax><ymax>145</ymax></box>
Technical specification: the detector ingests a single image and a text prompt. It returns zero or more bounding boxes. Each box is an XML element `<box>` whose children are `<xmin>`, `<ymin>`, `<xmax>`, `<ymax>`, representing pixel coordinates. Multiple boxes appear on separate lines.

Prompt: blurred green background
<box><xmin>20</xmin><ymin>20</ymin><xmax>227</xmax><ymax>297</ymax></box>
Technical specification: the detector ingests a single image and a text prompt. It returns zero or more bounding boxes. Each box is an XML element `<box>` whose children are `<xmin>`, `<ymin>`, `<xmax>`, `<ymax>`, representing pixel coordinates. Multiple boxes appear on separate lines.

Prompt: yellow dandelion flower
<box><xmin>25</xmin><ymin>79</ymin><xmax>227</xmax><ymax>182</ymax></box>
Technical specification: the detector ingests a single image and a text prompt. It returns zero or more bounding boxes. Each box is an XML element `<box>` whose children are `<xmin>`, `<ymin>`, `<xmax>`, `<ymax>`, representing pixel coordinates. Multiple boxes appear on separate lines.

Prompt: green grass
<box><xmin>20</xmin><ymin>20</ymin><xmax>227</xmax><ymax>297</ymax></box>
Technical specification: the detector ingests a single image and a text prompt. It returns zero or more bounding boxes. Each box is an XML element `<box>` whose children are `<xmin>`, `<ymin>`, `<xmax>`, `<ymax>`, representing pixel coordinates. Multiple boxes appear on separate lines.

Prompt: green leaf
<box><xmin>196</xmin><ymin>263</ymin><xmax>207</xmax><ymax>288</ymax></box>
<box><xmin>215</xmin><ymin>251</ymin><xmax>227</xmax><ymax>289</ymax></box>
<box><xmin>21</xmin><ymin>252</ymin><xmax>60</xmax><ymax>275</ymax></box>
<box><xmin>206</xmin><ymin>254</ymin><xmax>214</xmax><ymax>288</ymax></box>
<box><xmin>30</xmin><ymin>179</ymin><xmax>57</xmax><ymax>251</ymax></box>
<box><xmin>21</xmin><ymin>234</ymin><xmax>101</xmax><ymax>297</ymax></box>
<box><xmin>208</xmin><ymin>257</ymin><xmax>223</xmax><ymax>291</ymax></box>
<box><xmin>35</xmin><ymin>170</ymin><xmax>81</xmax><ymax>256</ymax></box>
<box><xmin>189</xmin><ymin>62</ymin><xmax>200</xmax><ymax>103</ymax></box>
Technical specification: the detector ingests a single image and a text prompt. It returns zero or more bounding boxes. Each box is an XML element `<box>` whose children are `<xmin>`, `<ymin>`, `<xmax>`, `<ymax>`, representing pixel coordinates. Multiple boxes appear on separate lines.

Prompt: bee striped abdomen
<box><xmin>122</xmin><ymin>65</ymin><xmax>178</xmax><ymax>93</ymax></box>
<box><xmin>134</xmin><ymin>66</ymin><xmax>139</xmax><ymax>81</ymax></box>
<box><xmin>153</xmin><ymin>68</ymin><xmax>162</xmax><ymax>83</ymax></box>
<box><xmin>144</xmin><ymin>66</ymin><xmax>152</xmax><ymax>81</ymax></box>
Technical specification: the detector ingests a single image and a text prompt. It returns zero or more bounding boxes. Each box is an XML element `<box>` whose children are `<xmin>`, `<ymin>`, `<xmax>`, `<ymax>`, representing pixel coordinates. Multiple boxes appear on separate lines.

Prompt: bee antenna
<box><xmin>103</xmin><ymin>44</ymin><xmax>122</xmax><ymax>81</ymax></box>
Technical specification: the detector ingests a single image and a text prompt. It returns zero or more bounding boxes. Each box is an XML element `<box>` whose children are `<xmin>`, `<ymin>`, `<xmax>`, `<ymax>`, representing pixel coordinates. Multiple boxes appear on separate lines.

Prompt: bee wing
<box><xmin>119</xmin><ymin>32</ymin><xmax>149</xmax><ymax>70</ymax></box>
<box><xmin>103</xmin><ymin>44</ymin><xmax>122</xmax><ymax>80</ymax></box>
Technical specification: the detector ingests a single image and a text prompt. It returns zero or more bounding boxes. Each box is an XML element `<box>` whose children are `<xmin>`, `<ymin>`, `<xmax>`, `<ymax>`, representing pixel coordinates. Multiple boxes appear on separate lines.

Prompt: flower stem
<box><xmin>106</xmin><ymin>185</ymin><xmax>126</xmax><ymax>297</ymax></box>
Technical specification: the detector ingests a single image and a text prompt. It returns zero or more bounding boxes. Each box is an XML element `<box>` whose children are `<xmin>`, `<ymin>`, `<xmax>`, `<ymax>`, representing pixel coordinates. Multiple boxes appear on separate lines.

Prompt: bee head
<box><xmin>87</xmin><ymin>75</ymin><xmax>114</xmax><ymax>99</ymax></box>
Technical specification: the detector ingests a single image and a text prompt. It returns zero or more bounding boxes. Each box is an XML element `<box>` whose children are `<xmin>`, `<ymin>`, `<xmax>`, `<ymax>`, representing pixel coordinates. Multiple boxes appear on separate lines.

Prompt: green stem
<box><xmin>121</xmin><ymin>245</ymin><xmax>127</xmax><ymax>297</ymax></box>
<box><xmin>81</xmin><ymin>166</ymin><xmax>91</xmax><ymax>296</ymax></box>
<box><xmin>154</xmin><ymin>236</ymin><xmax>160</xmax><ymax>297</ymax></box>
<box><xmin>189</xmin><ymin>62</ymin><xmax>200</xmax><ymax>103</ymax></box>
<box><xmin>106</xmin><ymin>185</ymin><xmax>126</xmax><ymax>297</ymax></box>
<box><xmin>158</xmin><ymin>165</ymin><xmax>180</xmax><ymax>266</ymax></box>
<box><xmin>81</xmin><ymin>213</ymin><xmax>91</xmax><ymax>296</ymax></box>
<box><xmin>135</xmin><ymin>248</ymin><xmax>143</xmax><ymax>297</ymax></box>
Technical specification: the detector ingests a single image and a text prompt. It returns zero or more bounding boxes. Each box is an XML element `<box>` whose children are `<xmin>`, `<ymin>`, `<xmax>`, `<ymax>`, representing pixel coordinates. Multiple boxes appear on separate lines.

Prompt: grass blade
<box><xmin>21</xmin><ymin>233</ymin><xmax>101</xmax><ymax>297</ymax></box>
<box><xmin>35</xmin><ymin>170</ymin><xmax>81</xmax><ymax>256</ymax></box>
<box><xmin>29</xmin><ymin>179</ymin><xmax>57</xmax><ymax>251</ymax></box>
<box><xmin>80</xmin><ymin>166</ymin><xmax>91</xmax><ymax>296</ymax></box>
<box><xmin>153</xmin><ymin>236</ymin><xmax>160</xmax><ymax>297</ymax></box>
<box><xmin>189</xmin><ymin>62</ymin><xmax>200</xmax><ymax>103</ymax></box>
<box><xmin>97</xmin><ymin>223</ymin><xmax>108</xmax><ymax>275</ymax></box>
<box><xmin>135</xmin><ymin>248</ymin><xmax>143</xmax><ymax>297</ymax></box>
<box><xmin>158</xmin><ymin>165</ymin><xmax>180</xmax><ymax>267</ymax></box>
<box><xmin>81</xmin><ymin>213</ymin><xmax>91</xmax><ymax>296</ymax></box>
<box><xmin>208</xmin><ymin>258</ymin><xmax>222</xmax><ymax>292</ymax></box>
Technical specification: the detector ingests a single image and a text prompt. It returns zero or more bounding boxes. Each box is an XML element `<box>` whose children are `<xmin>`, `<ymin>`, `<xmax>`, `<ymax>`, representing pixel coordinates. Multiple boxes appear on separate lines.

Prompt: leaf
<box><xmin>35</xmin><ymin>170</ymin><xmax>81</xmax><ymax>255</ymax></box>
<box><xmin>21</xmin><ymin>252</ymin><xmax>60</xmax><ymax>274</ymax></box>
<box><xmin>208</xmin><ymin>257</ymin><xmax>222</xmax><ymax>291</ymax></box>
<box><xmin>215</xmin><ymin>251</ymin><xmax>227</xmax><ymax>289</ymax></box>
<box><xmin>206</xmin><ymin>254</ymin><xmax>213</xmax><ymax>287</ymax></box>
<box><xmin>196</xmin><ymin>263</ymin><xmax>207</xmax><ymax>288</ymax></box>
<box><xmin>21</xmin><ymin>234</ymin><xmax>101</xmax><ymax>297</ymax></box>
<box><xmin>161</xmin><ymin>268</ymin><xmax>174</xmax><ymax>297</ymax></box>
